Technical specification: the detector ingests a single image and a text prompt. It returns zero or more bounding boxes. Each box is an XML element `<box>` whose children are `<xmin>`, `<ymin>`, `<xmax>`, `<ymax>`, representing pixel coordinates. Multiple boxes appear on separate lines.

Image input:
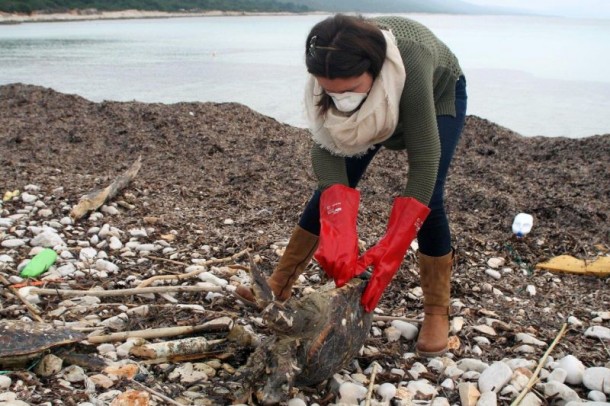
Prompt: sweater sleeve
<box><xmin>398</xmin><ymin>43</ymin><xmax>441</xmax><ymax>205</ymax></box>
<box><xmin>311</xmin><ymin>143</ymin><xmax>350</xmax><ymax>190</ymax></box>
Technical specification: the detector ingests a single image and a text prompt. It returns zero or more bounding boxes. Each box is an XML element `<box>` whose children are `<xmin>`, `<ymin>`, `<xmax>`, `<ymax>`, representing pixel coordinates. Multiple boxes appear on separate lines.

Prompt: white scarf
<box><xmin>304</xmin><ymin>30</ymin><xmax>406</xmax><ymax>157</ymax></box>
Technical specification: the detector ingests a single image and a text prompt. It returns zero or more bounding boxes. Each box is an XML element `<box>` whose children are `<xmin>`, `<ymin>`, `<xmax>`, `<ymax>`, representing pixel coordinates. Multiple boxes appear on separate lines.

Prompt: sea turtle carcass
<box><xmin>233</xmin><ymin>262</ymin><xmax>373</xmax><ymax>404</ymax></box>
<box><xmin>0</xmin><ymin>320</ymin><xmax>86</xmax><ymax>368</ymax></box>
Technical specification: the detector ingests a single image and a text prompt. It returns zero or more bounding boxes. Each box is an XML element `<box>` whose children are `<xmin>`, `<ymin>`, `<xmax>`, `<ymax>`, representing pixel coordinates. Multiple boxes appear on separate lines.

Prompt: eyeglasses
<box><xmin>308</xmin><ymin>35</ymin><xmax>340</xmax><ymax>57</ymax></box>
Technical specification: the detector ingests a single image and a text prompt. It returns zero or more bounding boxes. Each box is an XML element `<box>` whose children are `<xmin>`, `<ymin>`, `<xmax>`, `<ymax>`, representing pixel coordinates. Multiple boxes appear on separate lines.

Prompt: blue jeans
<box><xmin>299</xmin><ymin>76</ymin><xmax>467</xmax><ymax>257</ymax></box>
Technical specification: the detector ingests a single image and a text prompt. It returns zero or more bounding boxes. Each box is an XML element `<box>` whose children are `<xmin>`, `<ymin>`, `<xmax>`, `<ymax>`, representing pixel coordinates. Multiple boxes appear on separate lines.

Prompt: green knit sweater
<box><xmin>310</xmin><ymin>16</ymin><xmax>463</xmax><ymax>205</ymax></box>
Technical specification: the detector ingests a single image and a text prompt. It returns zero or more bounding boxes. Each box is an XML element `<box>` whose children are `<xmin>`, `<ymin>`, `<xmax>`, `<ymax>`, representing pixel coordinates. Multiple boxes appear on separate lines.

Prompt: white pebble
<box><xmin>21</xmin><ymin>192</ymin><xmax>38</xmax><ymax>203</ymax></box>
<box><xmin>62</xmin><ymin>365</ymin><xmax>87</xmax><ymax>382</ymax></box>
<box><xmin>478</xmin><ymin>361</ymin><xmax>512</xmax><ymax>393</ymax></box>
<box><xmin>556</xmin><ymin>355</ymin><xmax>585</xmax><ymax>385</ymax></box>
<box><xmin>338</xmin><ymin>381</ymin><xmax>367</xmax><ymax>405</ymax></box>
<box><xmin>583</xmin><ymin>367</ymin><xmax>610</xmax><ymax>394</ymax></box>
<box><xmin>484</xmin><ymin>269</ymin><xmax>502</xmax><ymax>280</ymax></box>
<box><xmin>31</xmin><ymin>231</ymin><xmax>64</xmax><ymax>247</ymax></box>
<box><xmin>588</xmin><ymin>390</ymin><xmax>607</xmax><ymax>402</ymax></box>
<box><xmin>585</xmin><ymin>326</ymin><xmax>610</xmax><ymax>342</ymax></box>
<box><xmin>515</xmin><ymin>333</ymin><xmax>546</xmax><ymax>346</ymax></box>
<box><xmin>1</xmin><ymin>238</ymin><xmax>26</xmax><ymax>248</ymax></box>
<box><xmin>377</xmin><ymin>383</ymin><xmax>397</xmax><ymax>401</ymax></box>
<box><xmin>547</xmin><ymin>368</ymin><xmax>568</xmax><ymax>383</ymax></box>
<box><xmin>391</xmin><ymin>320</ymin><xmax>418</xmax><ymax>340</ymax></box>
<box><xmin>109</xmin><ymin>236</ymin><xmax>123</xmax><ymax>250</ymax></box>
<box><xmin>526</xmin><ymin>285</ymin><xmax>536</xmax><ymax>296</ymax></box>
<box><xmin>287</xmin><ymin>399</ymin><xmax>307</xmax><ymax>406</ymax></box>
<box><xmin>129</xmin><ymin>228</ymin><xmax>148</xmax><ymax>238</ymax></box>
<box><xmin>477</xmin><ymin>391</ymin><xmax>497</xmax><ymax>406</ymax></box>
<box><xmin>0</xmin><ymin>375</ymin><xmax>11</xmax><ymax>390</ymax></box>
<box><xmin>79</xmin><ymin>247</ymin><xmax>97</xmax><ymax>261</ymax></box>
<box><xmin>486</xmin><ymin>257</ymin><xmax>505</xmax><ymax>268</ymax></box>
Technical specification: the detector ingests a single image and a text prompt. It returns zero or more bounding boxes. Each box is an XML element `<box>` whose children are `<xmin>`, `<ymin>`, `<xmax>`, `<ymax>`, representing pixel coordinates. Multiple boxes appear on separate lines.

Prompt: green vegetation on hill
<box><xmin>0</xmin><ymin>0</ymin><xmax>310</xmax><ymax>14</ymax></box>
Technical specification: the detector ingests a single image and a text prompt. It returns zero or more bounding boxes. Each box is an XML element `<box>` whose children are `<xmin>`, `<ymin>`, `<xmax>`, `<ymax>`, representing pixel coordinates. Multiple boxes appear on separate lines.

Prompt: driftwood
<box><xmin>137</xmin><ymin>248</ymin><xmax>250</xmax><ymax>288</ymax></box>
<box><xmin>130</xmin><ymin>337</ymin><xmax>225</xmax><ymax>359</ymax></box>
<box><xmin>70</xmin><ymin>156</ymin><xmax>142</xmax><ymax>220</ymax></box>
<box><xmin>29</xmin><ymin>285</ymin><xmax>221</xmax><ymax>297</ymax></box>
<box><xmin>88</xmin><ymin>317</ymin><xmax>234</xmax><ymax>344</ymax></box>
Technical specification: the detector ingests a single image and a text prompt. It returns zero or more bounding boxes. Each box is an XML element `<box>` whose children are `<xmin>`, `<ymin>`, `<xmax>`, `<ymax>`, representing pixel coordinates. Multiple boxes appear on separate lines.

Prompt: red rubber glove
<box><xmin>358</xmin><ymin>197</ymin><xmax>430</xmax><ymax>312</ymax></box>
<box><xmin>314</xmin><ymin>184</ymin><xmax>360</xmax><ymax>288</ymax></box>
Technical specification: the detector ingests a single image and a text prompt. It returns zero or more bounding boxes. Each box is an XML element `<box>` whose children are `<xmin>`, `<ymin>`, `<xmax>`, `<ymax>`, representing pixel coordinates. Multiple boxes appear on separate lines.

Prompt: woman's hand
<box><xmin>314</xmin><ymin>184</ymin><xmax>360</xmax><ymax>288</ymax></box>
<box><xmin>358</xmin><ymin>197</ymin><xmax>430</xmax><ymax>312</ymax></box>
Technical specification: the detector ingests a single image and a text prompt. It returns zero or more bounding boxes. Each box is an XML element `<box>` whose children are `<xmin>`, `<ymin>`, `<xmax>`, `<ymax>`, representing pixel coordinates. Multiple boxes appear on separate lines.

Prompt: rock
<box><xmin>38</xmin><ymin>208</ymin><xmax>53</xmax><ymax>217</ymax></box>
<box><xmin>89</xmin><ymin>374</ymin><xmax>115</xmax><ymax>389</ymax></box>
<box><xmin>79</xmin><ymin>247</ymin><xmax>98</xmax><ymax>261</ymax></box>
<box><xmin>0</xmin><ymin>254</ymin><xmax>14</xmax><ymax>262</ymax></box>
<box><xmin>101</xmin><ymin>205</ymin><xmax>119</xmax><ymax>216</ymax></box>
<box><xmin>104</xmin><ymin>364</ymin><xmax>139</xmax><ymax>379</ymax></box>
<box><xmin>458</xmin><ymin>382</ymin><xmax>480</xmax><ymax>406</ymax></box>
<box><xmin>129</xmin><ymin>228</ymin><xmax>148</xmax><ymax>238</ymax></box>
<box><xmin>35</xmin><ymin>354</ymin><xmax>64</xmax><ymax>377</ymax></box>
<box><xmin>377</xmin><ymin>383</ymin><xmax>397</xmax><ymax>402</ymax></box>
<box><xmin>30</xmin><ymin>231</ymin><xmax>64</xmax><ymax>247</ymax></box>
<box><xmin>63</xmin><ymin>365</ymin><xmax>87</xmax><ymax>382</ymax></box>
<box><xmin>583</xmin><ymin>367</ymin><xmax>610</xmax><ymax>394</ymax></box>
<box><xmin>477</xmin><ymin>391</ymin><xmax>497</xmax><ymax>406</ymax></box>
<box><xmin>450</xmin><ymin>316</ymin><xmax>465</xmax><ymax>334</ymax></box>
<box><xmin>478</xmin><ymin>362</ymin><xmax>512</xmax><ymax>393</ymax></box>
<box><xmin>588</xmin><ymin>391</ymin><xmax>607</xmax><ymax>402</ymax></box>
<box><xmin>457</xmin><ymin>358</ymin><xmax>490</xmax><ymax>373</ymax></box>
<box><xmin>484</xmin><ymin>269</ymin><xmax>501</xmax><ymax>280</ymax></box>
<box><xmin>544</xmin><ymin>381</ymin><xmax>581</xmax><ymax>403</ymax></box>
<box><xmin>486</xmin><ymin>257</ymin><xmax>505</xmax><ymax>268</ymax></box>
<box><xmin>96</xmin><ymin>259</ymin><xmax>119</xmax><ymax>273</ymax></box>
<box><xmin>547</xmin><ymin>367</ymin><xmax>568</xmax><ymax>383</ymax></box>
<box><xmin>556</xmin><ymin>355</ymin><xmax>585</xmax><ymax>385</ymax></box>
<box><xmin>338</xmin><ymin>382</ymin><xmax>367</xmax><ymax>405</ymax></box>
<box><xmin>2</xmin><ymin>238</ymin><xmax>27</xmax><ymax>248</ymax></box>
<box><xmin>472</xmin><ymin>325</ymin><xmax>496</xmax><ymax>336</ymax></box>
<box><xmin>510</xmin><ymin>369</ymin><xmax>531</xmax><ymax>391</ymax></box>
<box><xmin>391</xmin><ymin>320</ymin><xmax>418</xmax><ymax>340</ymax></box>
<box><xmin>101</xmin><ymin>314</ymin><xmax>129</xmax><ymax>331</ymax></box>
<box><xmin>109</xmin><ymin>236</ymin><xmax>123</xmax><ymax>250</ymax></box>
<box><xmin>384</xmin><ymin>326</ymin><xmax>402</xmax><ymax>342</ymax></box>
<box><xmin>109</xmin><ymin>390</ymin><xmax>150</xmax><ymax>406</ymax></box>
<box><xmin>287</xmin><ymin>398</ymin><xmax>306</xmax><ymax>406</ymax></box>
<box><xmin>57</xmin><ymin>263</ymin><xmax>77</xmax><ymax>277</ymax></box>
<box><xmin>520</xmin><ymin>393</ymin><xmax>543</xmax><ymax>406</ymax></box>
<box><xmin>515</xmin><ymin>333</ymin><xmax>546</xmax><ymax>346</ymax></box>
<box><xmin>169</xmin><ymin>363</ymin><xmax>208</xmax><ymax>384</ymax></box>
<box><xmin>21</xmin><ymin>192</ymin><xmax>38</xmax><ymax>203</ymax></box>
<box><xmin>406</xmin><ymin>379</ymin><xmax>437</xmax><ymax>398</ymax></box>
<box><xmin>526</xmin><ymin>285</ymin><xmax>536</xmax><ymax>296</ymax></box>
<box><xmin>0</xmin><ymin>375</ymin><xmax>11</xmax><ymax>390</ymax></box>
<box><xmin>585</xmin><ymin>326</ymin><xmax>610</xmax><ymax>341</ymax></box>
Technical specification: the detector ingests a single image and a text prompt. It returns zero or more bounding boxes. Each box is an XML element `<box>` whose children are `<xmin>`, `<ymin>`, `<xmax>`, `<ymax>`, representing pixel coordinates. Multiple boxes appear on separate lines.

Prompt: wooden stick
<box><xmin>128</xmin><ymin>379</ymin><xmax>184</xmax><ymax>406</ymax></box>
<box><xmin>373</xmin><ymin>315</ymin><xmax>420</xmax><ymax>323</ymax></box>
<box><xmin>137</xmin><ymin>248</ymin><xmax>250</xmax><ymax>288</ymax></box>
<box><xmin>144</xmin><ymin>256</ymin><xmax>190</xmax><ymax>267</ymax></box>
<box><xmin>0</xmin><ymin>274</ymin><xmax>44</xmax><ymax>322</ymax></box>
<box><xmin>511</xmin><ymin>323</ymin><xmax>568</xmax><ymax>406</ymax></box>
<box><xmin>88</xmin><ymin>318</ymin><xmax>234</xmax><ymax>344</ymax></box>
<box><xmin>130</xmin><ymin>337</ymin><xmax>225</xmax><ymax>359</ymax></box>
<box><xmin>365</xmin><ymin>362</ymin><xmax>379</xmax><ymax>406</ymax></box>
<box><xmin>29</xmin><ymin>285</ymin><xmax>221</xmax><ymax>297</ymax></box>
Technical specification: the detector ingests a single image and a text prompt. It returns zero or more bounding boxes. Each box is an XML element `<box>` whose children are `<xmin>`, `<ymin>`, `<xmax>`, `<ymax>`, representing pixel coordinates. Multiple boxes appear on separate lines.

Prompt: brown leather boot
<box><xmin>234</xmin><ymin>225</ymin><xmax>319</xmax><ymax>306</ymax></box>
<box><xmin>415</xmin><ymin>250</ymin><xmax>453</xmax><ymax>357</ymax></box>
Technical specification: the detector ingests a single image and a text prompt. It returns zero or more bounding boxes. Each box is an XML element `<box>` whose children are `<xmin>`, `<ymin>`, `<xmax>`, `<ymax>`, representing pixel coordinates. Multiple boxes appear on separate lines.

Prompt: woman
<box><xmin>236</xmin><ymin>14</ymin><xmax>467</xmax><ymax>357</ymax></box>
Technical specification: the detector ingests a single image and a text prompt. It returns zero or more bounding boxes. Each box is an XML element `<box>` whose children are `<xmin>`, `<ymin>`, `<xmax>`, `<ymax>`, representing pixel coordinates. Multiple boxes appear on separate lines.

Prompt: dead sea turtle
<box><xmin>0</xmin><ymin>320</ymin><xmax>86</xmax><ymax>368</ymax></box>
<box><xmin>233</xmin><ymin>261</ymin><xmax>373</xmax><ymax>405</ymax></box>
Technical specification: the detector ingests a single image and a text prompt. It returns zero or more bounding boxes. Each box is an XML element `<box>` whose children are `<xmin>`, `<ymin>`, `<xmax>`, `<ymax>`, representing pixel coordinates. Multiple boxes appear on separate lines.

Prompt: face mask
<box><xmin>327</xmin><ymin>91</ymin><xmax>368</xmax><ymax>113</ymax></box>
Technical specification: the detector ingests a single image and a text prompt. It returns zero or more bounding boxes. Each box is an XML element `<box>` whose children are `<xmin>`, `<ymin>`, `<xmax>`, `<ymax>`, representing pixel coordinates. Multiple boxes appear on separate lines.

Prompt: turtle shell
<box><xmin>235</xmin><ymin>278</ymin><xmax>373</xmax><ymax>404</ymax></box>
<box><xmin>0</xmin><ymin>320</ymin><xmax>86</xmax><ymax>367</ymax></box>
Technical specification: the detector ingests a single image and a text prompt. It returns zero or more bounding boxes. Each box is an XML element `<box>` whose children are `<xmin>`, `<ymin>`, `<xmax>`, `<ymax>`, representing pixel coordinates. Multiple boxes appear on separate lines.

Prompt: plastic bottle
<box><xmin>512</xmin><ymin>213</ymin><xmax>534</xmax><ymax>238</ymax></box>
<box><xmin>20</xmin><ymin>248</ymin><xmax>57</xmax><ymax>278</ymax></box>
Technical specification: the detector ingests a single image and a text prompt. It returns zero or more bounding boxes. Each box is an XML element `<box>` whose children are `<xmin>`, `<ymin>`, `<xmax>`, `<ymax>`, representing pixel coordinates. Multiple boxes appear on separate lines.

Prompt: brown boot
<box><xmin>234</xmin><ymin>225</ymin><xmax>319</xmax><ymax>306</ymax></box>
<box><xmin>415</xmin><ymin>250</ymin><xmax>453</xmax><ymax>357</ymax></box>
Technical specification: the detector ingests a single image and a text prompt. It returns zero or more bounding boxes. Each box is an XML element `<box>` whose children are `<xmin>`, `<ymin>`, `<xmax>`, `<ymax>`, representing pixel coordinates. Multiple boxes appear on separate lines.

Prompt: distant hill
<box><xmin>290</xmin><ymin>0</ymin><xmax>507</xmax><ymax>14</ymax></box>
<box><xmin>0</xmin><ymin>0</ymin><xmax>523</xmax><ymax>15</ymax></box>
<box><xmin>0</xmin><ymin>0</ymin><xmax>310</xmax><ymax>14</ymax></box>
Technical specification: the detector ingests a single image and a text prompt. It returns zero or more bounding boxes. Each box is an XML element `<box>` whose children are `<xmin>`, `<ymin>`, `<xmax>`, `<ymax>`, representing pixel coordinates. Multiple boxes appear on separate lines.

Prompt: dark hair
<box><xmin>305</xmin><ymin>14</ymin><xmax>387</xmax><ymax>113</ymax></box>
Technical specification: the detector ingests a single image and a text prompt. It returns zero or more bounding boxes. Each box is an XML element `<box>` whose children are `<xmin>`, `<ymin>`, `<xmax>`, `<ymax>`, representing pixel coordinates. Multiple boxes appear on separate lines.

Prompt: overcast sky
<box><xmin>464</xmin><ymin>0</ymin><xmax>610</xmax><ymax>19</ymax></box>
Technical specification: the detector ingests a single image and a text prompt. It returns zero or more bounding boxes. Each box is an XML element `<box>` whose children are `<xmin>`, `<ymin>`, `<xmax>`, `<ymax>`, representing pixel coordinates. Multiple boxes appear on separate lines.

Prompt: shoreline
<box><xmin>0</xmin><ymin>9</ymin><xmax>329</xmax><ymax>24</ymax></box>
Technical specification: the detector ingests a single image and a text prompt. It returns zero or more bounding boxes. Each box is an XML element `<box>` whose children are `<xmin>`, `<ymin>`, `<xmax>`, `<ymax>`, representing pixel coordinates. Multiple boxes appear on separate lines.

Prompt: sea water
<box><xmin>1</xmin><ymin>13</ymin><xmax>609</xmax><ymax>138</ymax></box>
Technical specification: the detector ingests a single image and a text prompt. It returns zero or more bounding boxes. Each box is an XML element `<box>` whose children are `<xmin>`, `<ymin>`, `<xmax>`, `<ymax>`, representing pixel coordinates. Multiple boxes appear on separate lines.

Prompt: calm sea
<box><xmin>1</xmin><ymin>14</ymin><xmax>609</xmax><ymax>138</ymax></box>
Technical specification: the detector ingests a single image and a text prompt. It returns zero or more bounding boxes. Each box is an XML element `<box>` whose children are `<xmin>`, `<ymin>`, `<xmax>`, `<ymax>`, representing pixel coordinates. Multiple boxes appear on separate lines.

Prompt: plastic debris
<box><xmin>536</xmin><ymin>255</ymin><xmax>610</xmax><ymax>277</ymax></box>
<box><xmin>20</xmin><ymin>248</ymin><xmax>58</xmax><ymax>278</ymax></box>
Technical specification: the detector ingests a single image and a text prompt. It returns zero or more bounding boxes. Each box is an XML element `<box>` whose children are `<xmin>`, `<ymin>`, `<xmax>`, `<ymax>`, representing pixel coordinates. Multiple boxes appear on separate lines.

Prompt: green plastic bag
<box><xmin>20</xmin><ymin>248</ymin><xmax>57</xmax><ymax>278</ymax></box>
